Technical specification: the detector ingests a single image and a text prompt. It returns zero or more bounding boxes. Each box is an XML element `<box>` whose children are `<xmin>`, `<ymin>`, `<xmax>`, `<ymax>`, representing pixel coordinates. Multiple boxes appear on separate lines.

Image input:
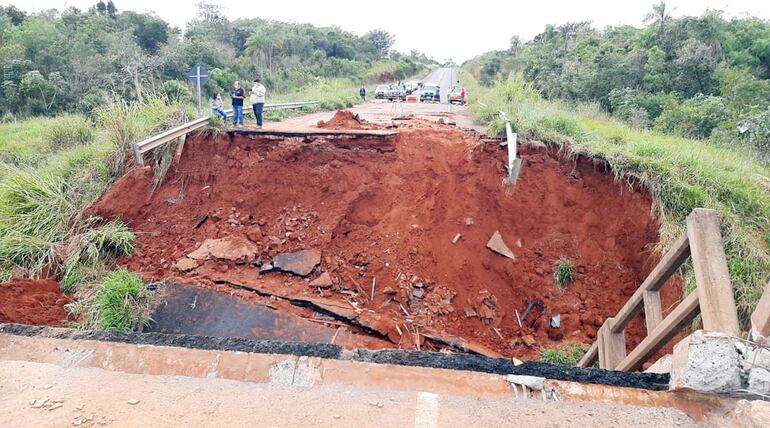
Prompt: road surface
<box><xmin>0</xmin><ymin>360</ymin><xmax>701</xmax><ymax>428</ymax></box>
<box><xmin>421</xmin><ymin>67</ymin><xmax>458</xmax><ymax>102</ymax></box>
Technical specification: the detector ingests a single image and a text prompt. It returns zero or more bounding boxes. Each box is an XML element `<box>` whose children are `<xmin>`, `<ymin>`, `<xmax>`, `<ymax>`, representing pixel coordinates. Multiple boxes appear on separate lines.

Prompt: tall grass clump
<box><xmin>67</xmin><ymin>269</ymin><xmax>153</xmax><ymax>331</ymax></box>
<box><xmin>45</xmin><ymin>114</ymin><xmax>95</xmax><ymax>150</ymax></box>
<box><xmin>466</xmin><ymin>71</ymin><xmax>770</xmax><ymax>326</ymax></box>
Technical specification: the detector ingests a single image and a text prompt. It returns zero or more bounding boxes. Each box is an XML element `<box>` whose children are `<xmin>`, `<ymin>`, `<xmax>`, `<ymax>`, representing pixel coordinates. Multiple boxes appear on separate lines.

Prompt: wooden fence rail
<box><xmin>578</xmin><ymin>208</ymin><xmax>740</xmax><ymax>371</ymax></box>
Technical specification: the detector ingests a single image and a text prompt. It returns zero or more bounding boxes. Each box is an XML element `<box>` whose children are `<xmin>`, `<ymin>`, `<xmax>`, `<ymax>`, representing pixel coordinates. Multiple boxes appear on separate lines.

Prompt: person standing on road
<box><xmin>359</xmin><ymin>85</ymin><xmax>366</xmax><ymax>101</ymax></box>
<box><xmin>434</xmin><ymin>86</ymin><xmax>440</xmax><ymax>104</ymax></box>
<box><xmin>250</xmin><ymin>77</ymin><xmax>266</xmax><ymax>129</ymax></box>
<box><xmin>230</xmin><ymin>81</ymin><xmax>246</xmax><ymax>127</ymax></box>
<box><xmin>460</xmin><ymin>88</ymin><xmax>466</xmax><ymax>106</ymax></box>
<box><xmin>210</xmin><ymin>93</ymin><xmax>226</xmax><ymax>120</ymax></box>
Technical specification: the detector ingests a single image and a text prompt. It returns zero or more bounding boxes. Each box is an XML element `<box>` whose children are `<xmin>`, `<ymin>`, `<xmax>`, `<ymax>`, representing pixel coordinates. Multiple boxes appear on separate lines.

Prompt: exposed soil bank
<box><xmin>0</xmin><ymin>279</ymin><xmax>70</xmax><ymax>326</ymax></box>
<box><xmin>89</xmin><ymin>114</ymin><xmax>678</xmax><ymax>359</ymax></box>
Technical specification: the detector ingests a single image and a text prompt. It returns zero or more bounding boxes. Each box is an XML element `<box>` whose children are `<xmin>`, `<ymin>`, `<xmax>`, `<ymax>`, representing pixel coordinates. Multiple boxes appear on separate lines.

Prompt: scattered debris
<box><xmin>270</xmin><ymin>249</ymin><xmax>322</xmax><ymax>277</ymax></box>
<box><xmin>127</xmin><ymin>399</ymin><xmax>140</xmax><ymax>405</ymax></box>
<box><xmin>549</xmin><ymin>314</ymin><xmax>561</xmax><ymax>329</ymax></box>
<box><xmin>187</xmin><ymin>236</ymin><xmax>259</xmax><ymax>261</ymax></box>
<box><xmin>452</xmin><ymin>233</ymin><xmax>461</xmax><ymax>244</ymax></box>
<box><xmin>521</xmin><ymin>334</ymin><xmax>537</xmax><ymax>347</ymax></box>
<box><xmin>48</xmin><ymin>403</ymin><xmax>63</xmax><ymax>411</ymax></box>
<box><xmin>309</xmin><ymin>272</ymin><xmax>333</xmax><ymax>288</ymax></box>
<box><xmin>174</xmin><ymin>257</ymin><xmax>198</xmax><ymax>272</ymax></box>
<box><xmin>486</xmin><ymin>230</ymin><xmax>515</xmax><ymax>260</ymax></box>
<box><xmin>381</xmin><ymin>286</ymin><xmax>397</xmax><ymax>295</ymax></box>
<box><xmin>463</xmin><ymin>307</ymin><xmax>478</xmax><ymax>318</ymax></box>
<box><xmin>193</xmin><ymin>214</ymin><xmax>209</xmax><ymax>229</ymax></box>
<box><xmin>512</xmin><ymin>357</ymin><xmax>524</xmax><ymax>366</ymax></box>
<box><xmin>40</xmin><ymin>384</ymin><xmax>53</xmax><ymax>390</ymax></box>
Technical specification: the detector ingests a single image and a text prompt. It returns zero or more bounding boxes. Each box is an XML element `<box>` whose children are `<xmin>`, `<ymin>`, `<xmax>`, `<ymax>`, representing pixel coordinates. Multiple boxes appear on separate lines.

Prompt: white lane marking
<box><xmin>414</xmin><ymin>391</ymin><xmax>439</xmax><ymax>428</ymax></box>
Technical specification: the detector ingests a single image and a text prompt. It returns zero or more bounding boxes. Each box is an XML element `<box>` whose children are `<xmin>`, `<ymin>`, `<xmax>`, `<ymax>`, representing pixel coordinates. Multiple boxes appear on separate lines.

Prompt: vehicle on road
<box><xmin>449</xmin><ymin>86</ymin><xmax>465</xmax><ymax>104</ymax></box>
<box><xmin>375</xmin><ymin>84</ymin><xmax>406</xmax><ymax>101</ymax></box>
<box><xmin>403</xmin><ymin>81</ymin><xmax>420</xmax><ymax>94</ymax></box>
<box><xmin>419</xmin><ymin>84</ymin><xmax>440</xmax><ymax>102</ymax></box>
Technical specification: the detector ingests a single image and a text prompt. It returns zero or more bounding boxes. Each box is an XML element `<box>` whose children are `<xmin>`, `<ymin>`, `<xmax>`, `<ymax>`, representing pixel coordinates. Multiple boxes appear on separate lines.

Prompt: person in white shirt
<box><xmin>250</xmin><ymin>77</ymin><xmax>267</xmax><ymax>128</ymax></box>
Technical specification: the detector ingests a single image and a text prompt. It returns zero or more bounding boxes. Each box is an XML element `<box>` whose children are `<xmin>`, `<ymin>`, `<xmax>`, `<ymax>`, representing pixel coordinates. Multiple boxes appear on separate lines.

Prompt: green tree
<box><xmin>364</xmin><ymin>29</ymin><xmax>395</xmax><ymax>57</ymax></box>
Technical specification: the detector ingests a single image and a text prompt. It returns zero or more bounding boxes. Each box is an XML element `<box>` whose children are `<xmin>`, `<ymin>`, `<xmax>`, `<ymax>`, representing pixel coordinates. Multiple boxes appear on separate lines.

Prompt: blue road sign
<box><xmin>187</xmin><ymin>65</ymin><xmax>209</xmax><ymax>86</ymax></box>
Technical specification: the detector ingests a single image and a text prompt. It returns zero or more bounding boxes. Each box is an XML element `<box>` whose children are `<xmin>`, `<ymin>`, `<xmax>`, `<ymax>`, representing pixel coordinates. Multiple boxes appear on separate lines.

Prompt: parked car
<box><xmin>419</xmin><ymin>84</ymin><xmax>439</xmax><ymax>102</ymax></box>
<box><xmin>375</xmin><ymin>85</ymin><xmax>390</xmax><ymax>99</ymax></box>
<box><xmin>403</xmin><ymin>81</ymin><xmax>420</xmax><ymax>94</ymax></box>
<box><xmin>449</xmin><ymin>86</ymin><xmax>465</xmax><ymax>104</ymax></box>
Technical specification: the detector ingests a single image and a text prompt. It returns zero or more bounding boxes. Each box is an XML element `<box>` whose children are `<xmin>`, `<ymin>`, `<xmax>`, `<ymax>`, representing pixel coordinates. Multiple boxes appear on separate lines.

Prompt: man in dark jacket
<box><xmin>231</xmin><ymin>80</ymin><xmax>245</xmax><ymax>127</ymax></box>
<box><xmin>359</xmin><ymin>86</ymin><xmax>366</xmax><ymax>101</ymax></box>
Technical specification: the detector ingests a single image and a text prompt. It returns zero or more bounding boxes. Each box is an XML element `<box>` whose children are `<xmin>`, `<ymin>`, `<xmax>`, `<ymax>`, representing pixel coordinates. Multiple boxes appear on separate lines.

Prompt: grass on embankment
<box><xmin>462</xmin><ymin>70</ymin><xmax>770</xmax><ymax>326</ymax></box>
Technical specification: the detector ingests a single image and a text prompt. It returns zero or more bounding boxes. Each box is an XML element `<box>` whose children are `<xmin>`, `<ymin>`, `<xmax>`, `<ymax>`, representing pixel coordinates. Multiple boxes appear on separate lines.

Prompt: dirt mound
<box><xmin>90</xmin><ymin>120</ymin><xmax>677</xmax><ymax>359</ymax></box>
<box><xmin>317</xmin><ymin>110</ymin><xmax>375</xmax><ymax>130</ymax></box>
<box><xmin>0</xmin><ymin>279</ymin><xmax>71</xmax><ymax>326</ymax></box>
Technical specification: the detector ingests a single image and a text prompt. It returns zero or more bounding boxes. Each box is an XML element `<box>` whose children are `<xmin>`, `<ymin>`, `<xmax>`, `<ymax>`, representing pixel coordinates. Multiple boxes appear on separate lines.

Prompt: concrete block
<box><xmin>733</xmin><ymin>399</ymin><xmax>770</xmax><ymax>428</ymax></box>
<box><xmin>748</xmin><ymin>367</ymin><xmax>770</xmax><ymax>396</ymax></box>
<box><xmin>669</xmin><ymin>330</ymin><xmax>741</xmax><ymax>393</ymax></box>
<box><xmin>645</xmin><ymin>354</ymin><xmax>672</xmax><ymax>374</ymax></box>
<box><xmin>743</xmin><ymin>347</ymin><xmax>770</xmax><ymax>371</ymax></box>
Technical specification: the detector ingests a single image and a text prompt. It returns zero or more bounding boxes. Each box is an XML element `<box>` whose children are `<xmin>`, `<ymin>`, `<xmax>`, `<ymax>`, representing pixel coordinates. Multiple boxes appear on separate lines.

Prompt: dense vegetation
<box><xmin>0</xmin><ymin>2</ymin><xmax>433</xmax><ymax>119</ymax></box>
<box><xmin>464</xmin><ymin>2</ymin><xmax>770</xmax><ymax>159</ymax></box>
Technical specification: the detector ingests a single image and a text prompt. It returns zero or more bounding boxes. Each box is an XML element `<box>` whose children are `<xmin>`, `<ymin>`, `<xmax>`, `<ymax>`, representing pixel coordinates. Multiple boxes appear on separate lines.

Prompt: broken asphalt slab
<box><xmin>261</xmin><ymin>249</ymin><xmax>321</xmax><ymax>277</ymax></box>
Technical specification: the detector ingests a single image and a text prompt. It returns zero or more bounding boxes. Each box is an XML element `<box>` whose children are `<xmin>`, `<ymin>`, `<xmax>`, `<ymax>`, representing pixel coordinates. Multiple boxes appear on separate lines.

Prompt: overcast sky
<box><xmin>10</xmin><ymin>0</ymin><xmax>770</xmax><ymax>62</ymax></box>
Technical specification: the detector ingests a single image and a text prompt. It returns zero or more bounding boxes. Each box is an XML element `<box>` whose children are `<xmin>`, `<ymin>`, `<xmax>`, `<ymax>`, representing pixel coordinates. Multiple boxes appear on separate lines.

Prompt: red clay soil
<box><xmin>89</xmin><ymin>117</ymin><xmax>681</xmax><ymax>360</ymax></box>
<box><xmin>316</xmin><ymin>110</ymin><xmax>377</xmax><ymax>130</ymax></box>
<box><xmin>0</xmin><ymin>279</ymin><xmax>71</xmax><ymax>326</ymax></box>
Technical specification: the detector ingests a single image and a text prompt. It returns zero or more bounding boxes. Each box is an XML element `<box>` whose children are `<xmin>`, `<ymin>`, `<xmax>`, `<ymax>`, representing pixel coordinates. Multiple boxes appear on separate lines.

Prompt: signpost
<box><xmin>187</xmin><ymin>65</ymin><xmax>209</xmax><ymax>116</ymax></box>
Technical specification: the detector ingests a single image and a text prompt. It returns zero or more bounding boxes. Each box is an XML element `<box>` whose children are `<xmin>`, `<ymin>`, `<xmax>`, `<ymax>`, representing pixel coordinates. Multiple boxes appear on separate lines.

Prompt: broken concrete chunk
<box><xmin>271</xmin><ymin>249</ymin><xmax>321</xmax><ymax>277</ymax></box>
<box><xmin>505</xmin><ymin>375</ymin><xmax>545</xmax><ymax>391</ymax></box>
<box><xmin>549</xmin><ymin>314</ymin><xmax>561</xmax><ymax>329</ymax></box>
<box><xmin>521</xmin><ymin>334</ymin><xmax>536</xmax><ymax>347</ymax></box>
<box><xmin>381</xmin><ymin>286</ymin><xmax>397</xmax><ymax>295</ymax></box>
<box><xmin>486</xmin><ymin>230</ymin><xmax>515</xmax><ymax>260</ymax></box>
<box><xmin>174</xmin><ymin>257</ymin><xmax>199</xmax><ymax>272</ymax></box>
<box><xmin>670</xmin><ymin>330</ymin><xmax>742</xmax><ymax>393</ymax></box>
<box><xmin>749</xmin><ymin>367</ymin><xmax>770</xmax><ymax>396</ymax></box>
<box><xmin>463</xmin><ymin>307</ymin><xmax>478</xmax><ymax>318</ymax></box>
<box><xmin>310</xmin><ymin>272</ymin><xmax>333</xmax><ymax>288</ymax></box>
<box><xmin>187</xmin><ymin>236</ymin><xmax>259</xmax><ymax>261</ymax></box>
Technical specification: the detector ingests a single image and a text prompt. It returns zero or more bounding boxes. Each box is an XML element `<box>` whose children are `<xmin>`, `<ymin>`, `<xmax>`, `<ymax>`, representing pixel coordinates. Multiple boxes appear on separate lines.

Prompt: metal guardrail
<box><xmin>132</xmin><ymin>101</ymin><xmax>319</xmax><ymax>165</ymax></box>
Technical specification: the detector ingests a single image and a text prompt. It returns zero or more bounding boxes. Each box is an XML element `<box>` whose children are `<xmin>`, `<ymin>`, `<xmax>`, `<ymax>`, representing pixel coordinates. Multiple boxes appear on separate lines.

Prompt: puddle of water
<box><xmin>147</xmin><ymin>283</ymin><xmax>341</xmax><ymax>344</ymax></box>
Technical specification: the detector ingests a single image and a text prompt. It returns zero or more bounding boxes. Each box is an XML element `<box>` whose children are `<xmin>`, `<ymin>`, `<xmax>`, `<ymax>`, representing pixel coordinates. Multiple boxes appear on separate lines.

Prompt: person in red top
<box><xmin>460</xmin><ymin>88</ymin><xmax>466</xmax><ymax>105</ymax></box>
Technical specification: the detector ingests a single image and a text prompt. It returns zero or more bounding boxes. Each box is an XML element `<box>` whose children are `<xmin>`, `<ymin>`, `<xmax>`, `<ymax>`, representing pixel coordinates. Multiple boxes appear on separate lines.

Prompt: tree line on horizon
<box><xmin>0</xmin><ymin>2</ymin><xmax>432</xmax><ymax>119</ymax></box>
<box><xmin>465</xmin><ymin>2</ymin><xmax>770</xmax><ymax>153</ymax></box>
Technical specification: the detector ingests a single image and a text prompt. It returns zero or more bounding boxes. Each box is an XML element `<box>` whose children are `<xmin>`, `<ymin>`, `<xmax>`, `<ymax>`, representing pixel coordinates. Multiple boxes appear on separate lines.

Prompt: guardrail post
<box><xmin>132</xmin><ymin>142</ymin><xmax>144</xmax><ymax>166</ymax></box>
<box><xmin>597</xmin><ymin>317</ymin><xmax>626</xmax><ymax>370</ymax></box>
<box><xmin>686</xmin><ymin>208</ymin><xmax>740</xmax><ymax>336</ymax></box>
<box><xmin>643</xmin><ymin>290</ymin><xmax>663</xmax><ymax>333</ymax></box>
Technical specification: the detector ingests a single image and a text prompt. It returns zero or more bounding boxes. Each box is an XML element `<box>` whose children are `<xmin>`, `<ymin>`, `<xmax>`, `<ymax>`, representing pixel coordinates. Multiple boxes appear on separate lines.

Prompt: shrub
<box><xmin>161</xmin><ymin>80</ymin><xmax>195</xmax><ymax>104</ymax></box>
<box><xmin>45</xmin><ymin>115</ymin><xmax>95</xmax><ymax>150</ymax></box>
<box><xmin>68</xmin><ymin>269</ymin><xmax>153</xmax><ymax>331</ymax></box>
<box><xmin>736</xmin><ymin>107</ymin><xmax>770</xmax><ymax>158</ymax></box>
<box><xmin>654</xmin><ymin>95</ymin><xmax>730</xmax><ymax>139</ymax></box>
<box><xmin>97</xmin><ymin>270</ymin><xmax>152</xmax><ymax>331</ymax></box>
<box><xmin>553</xmin><ymin>258</ymin><xmax>575</xmax><ymax>287</ymax></box>
<box><xmin>540</xmin><ymin>344</ymin><xmax>587</xmax><ymax>366</ymax></box>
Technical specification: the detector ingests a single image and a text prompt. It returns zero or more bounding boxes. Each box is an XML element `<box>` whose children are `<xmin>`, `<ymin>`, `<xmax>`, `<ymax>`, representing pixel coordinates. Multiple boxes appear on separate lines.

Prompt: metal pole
<box><xmin>196</xmin><ymin>66</ymin><xmax>202</xmax><ymax>117</ymax></box>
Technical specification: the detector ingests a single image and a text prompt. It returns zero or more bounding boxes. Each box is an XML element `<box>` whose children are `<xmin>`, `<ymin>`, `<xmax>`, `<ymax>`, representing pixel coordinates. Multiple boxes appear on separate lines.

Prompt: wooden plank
<box><xmin>750</xmin><ymin>279</ymin><xmax>770</xmax><ymax>339</ymax></box>
<box><xmin>578</xmin><ymin>342</ymin><xmax>598</xmax><ymax>368</ymax></box>
<box><xmin>643</xmin><ymin>290</ymin><xmax>663</xmax><ymax>334</ymax></box>
<box><xmin>686</xmin><ymin>208</ymin><xmax>740</xmax><ymax>336</ymax></box>
<box><xmin>616</xmin><ymin>291</ymin><xmax>700</xmax><ymax>372</ymax></box>
<box><xmin>597</xmin><ymin>318</ymin><xmax>626</xmax><ymax>370</ymax></box>
<box><xmin>611</xmin><ymin>234</ymin><xmax>691</xmax><ymax>333</ymax></box>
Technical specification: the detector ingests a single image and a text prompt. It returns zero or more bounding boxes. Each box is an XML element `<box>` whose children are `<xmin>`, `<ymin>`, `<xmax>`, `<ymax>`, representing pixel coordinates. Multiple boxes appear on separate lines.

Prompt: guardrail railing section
<box><xmin>577</xmin><ymin>208</ymin><xmax>740</xmax><ymax>371</ymax></box>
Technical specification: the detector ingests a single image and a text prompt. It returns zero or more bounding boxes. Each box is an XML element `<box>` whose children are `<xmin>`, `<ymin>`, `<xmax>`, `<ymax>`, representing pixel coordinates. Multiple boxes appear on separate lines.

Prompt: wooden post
<box><xmin>751</xmin><ymin>279</ymin><xmax>770</xmax><ymax>340</ymax></box>
<box><xmin>686</xmin><ymin>208</ymin><xmax>740</xmax><ymax>336</ymax></box>
<box><xmin>643</xmin><ymin>290</ymin><xmax>663</xmax><ymax>333</ymax></box>
<box><xmin>597</xmin><ymin>318</ymin><xmax>626</xmax><ymax>370</ymax></box>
